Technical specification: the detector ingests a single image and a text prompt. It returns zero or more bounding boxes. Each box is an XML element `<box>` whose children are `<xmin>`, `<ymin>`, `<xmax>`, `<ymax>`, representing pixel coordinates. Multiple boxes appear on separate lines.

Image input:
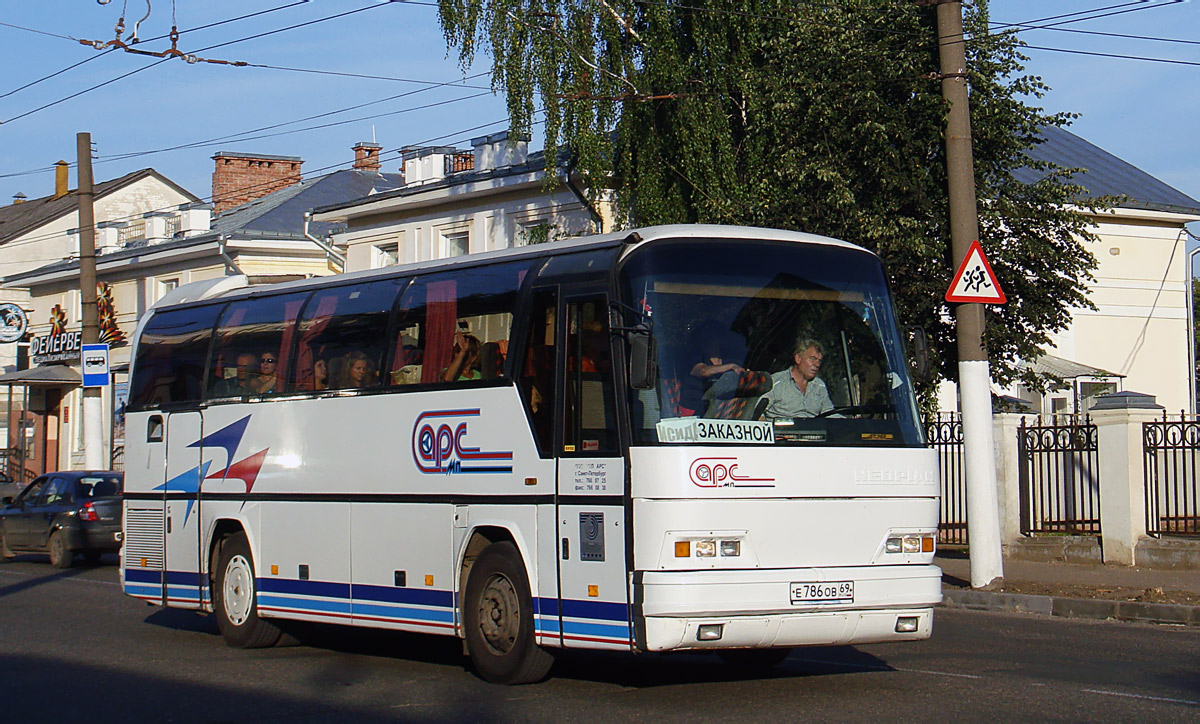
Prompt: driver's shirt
<box><xmin>762</xmin><ymin>369</ymin><xmax>834</xmax><ymax>419</ymax></box>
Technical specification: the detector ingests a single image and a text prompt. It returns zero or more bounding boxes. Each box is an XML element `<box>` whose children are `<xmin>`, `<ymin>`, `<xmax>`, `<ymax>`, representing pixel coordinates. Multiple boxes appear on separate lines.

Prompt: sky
<box><xmin>0</xmin><ymin>1</ymin><xmax>1197</xmax><ymax>238</ymax></box>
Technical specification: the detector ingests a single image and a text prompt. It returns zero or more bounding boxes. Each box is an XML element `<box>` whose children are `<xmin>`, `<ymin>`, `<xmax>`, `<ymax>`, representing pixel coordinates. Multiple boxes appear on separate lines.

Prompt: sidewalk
<box><xmin>936</xmin><ymin>551</ymin><xmax>1200</xmax><ymax>627</ymax></box>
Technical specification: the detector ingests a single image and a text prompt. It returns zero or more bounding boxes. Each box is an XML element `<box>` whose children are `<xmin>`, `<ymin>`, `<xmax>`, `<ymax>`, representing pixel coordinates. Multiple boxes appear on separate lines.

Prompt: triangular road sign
<box><xmin>945</xmin><ymin>239</ymin><xmax>1006</xmax><ymax>304</ymax></box>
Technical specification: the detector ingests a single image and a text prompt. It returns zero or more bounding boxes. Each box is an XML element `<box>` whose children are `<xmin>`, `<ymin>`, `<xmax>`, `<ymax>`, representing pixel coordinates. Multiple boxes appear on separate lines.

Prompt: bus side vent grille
<box><xmin>124</xmin><ymin>507</ymin><xmax>165</xmax><ymax>570</ymax></box>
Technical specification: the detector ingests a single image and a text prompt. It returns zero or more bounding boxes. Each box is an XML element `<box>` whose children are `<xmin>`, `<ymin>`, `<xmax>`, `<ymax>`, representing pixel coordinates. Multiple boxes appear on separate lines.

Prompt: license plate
<box><xmin>790</xmin><ymin>580</ymin><xmax>853</xmax><ymax>604</ymax></box>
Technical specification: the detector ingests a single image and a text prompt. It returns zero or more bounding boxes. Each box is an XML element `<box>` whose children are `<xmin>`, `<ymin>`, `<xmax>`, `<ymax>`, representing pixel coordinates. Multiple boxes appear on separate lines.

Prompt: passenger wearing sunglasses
<box><xmin>251</xmin><ymin>352</ymin><xmax>280</xmax><ymax>394</ymax></box>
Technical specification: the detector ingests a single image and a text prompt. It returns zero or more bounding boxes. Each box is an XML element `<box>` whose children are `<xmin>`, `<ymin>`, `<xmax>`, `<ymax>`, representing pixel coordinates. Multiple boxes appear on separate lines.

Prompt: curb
<box><xmin>939</xmin><ymin>588</ymin><xmax>1200</xmax><ymax>627</ymax></box>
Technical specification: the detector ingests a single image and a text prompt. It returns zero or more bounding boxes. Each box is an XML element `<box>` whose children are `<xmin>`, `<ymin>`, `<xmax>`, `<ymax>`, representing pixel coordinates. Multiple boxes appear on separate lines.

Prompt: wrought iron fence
<box><xmin>926</xmin><ymin>412</ymin><xmax>966</xmax><ymax>544</ymax></box>
<box><xmin>1018</xmin><ymin>415</ymin><xmax>1101</xmax><ymax>534</ymax></box>
<box><xmin>110</xmin><ymin>444</ymin><xmax>124</xmax><ymax>472</ymax></box>
<box><xmin>1143</xmin><ymin>413</ymin><xmax>1200</xmax><ymax>537</ymax></box>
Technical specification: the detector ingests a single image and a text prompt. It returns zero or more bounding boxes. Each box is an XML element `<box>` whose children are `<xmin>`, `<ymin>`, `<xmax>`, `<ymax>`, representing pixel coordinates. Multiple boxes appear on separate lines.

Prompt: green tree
<box><xmin>438</xmin><ymin>0</ymin><xmax>1103</xmax><ymax>389</ymax></box>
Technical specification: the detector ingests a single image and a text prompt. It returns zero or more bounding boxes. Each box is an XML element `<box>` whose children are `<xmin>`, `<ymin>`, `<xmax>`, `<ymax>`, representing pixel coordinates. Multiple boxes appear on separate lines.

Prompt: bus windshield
<box><xmin>620</xmin><ymin>239</ymin><xmax>924</xmax><ymax>447</ymax></box>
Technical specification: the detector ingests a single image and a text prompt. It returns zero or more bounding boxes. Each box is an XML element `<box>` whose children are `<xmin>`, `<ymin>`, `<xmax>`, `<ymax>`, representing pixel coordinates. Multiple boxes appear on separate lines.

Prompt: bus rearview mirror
<box><xmin>906</xmin><ymin>326</ymin><xmax>931</xmax><ymax>383</ymax></box>
<box><xmin>628</xmin><ymin>330</ymin><xmax>657</xmax><ymax>390</ymax></box>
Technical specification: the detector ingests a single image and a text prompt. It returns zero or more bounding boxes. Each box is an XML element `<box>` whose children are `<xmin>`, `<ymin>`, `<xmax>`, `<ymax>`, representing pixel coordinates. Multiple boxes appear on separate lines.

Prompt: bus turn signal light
<box><xmin>675</xmin><ymin>541</ymin><xmax>690</xmax><ymax>558</ymax></box>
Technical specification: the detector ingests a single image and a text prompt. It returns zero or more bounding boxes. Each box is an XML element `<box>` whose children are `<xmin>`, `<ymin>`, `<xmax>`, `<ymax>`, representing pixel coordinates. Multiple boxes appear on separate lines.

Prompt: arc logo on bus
<box><xmin>688</xmin><ymin>457</ymin><xmax>775</xmax><ymax>489</ymax></box>
<box><xmin>412</xmin><ymin>409</ymin><xmax>513</xmax><ymax>475</ymax></box>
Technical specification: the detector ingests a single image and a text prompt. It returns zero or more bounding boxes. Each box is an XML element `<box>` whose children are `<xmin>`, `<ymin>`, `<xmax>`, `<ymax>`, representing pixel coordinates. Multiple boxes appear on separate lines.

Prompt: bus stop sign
<box><xmin>82</xmin><ymin>343</ymin><xmax>110</xmax><ymax>387</ymax></box>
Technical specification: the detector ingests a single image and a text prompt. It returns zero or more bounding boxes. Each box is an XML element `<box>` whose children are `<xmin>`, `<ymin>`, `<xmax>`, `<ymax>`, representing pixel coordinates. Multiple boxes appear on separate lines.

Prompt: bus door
<box><xmin>162</xmin><ymin>411</ymin><xmax>204</xmax><ymax>609</ymax></box>
<box><xmin>554</xmin><ymin>292</ymin><xmax>632</xmax><ymax>650</ymax></box>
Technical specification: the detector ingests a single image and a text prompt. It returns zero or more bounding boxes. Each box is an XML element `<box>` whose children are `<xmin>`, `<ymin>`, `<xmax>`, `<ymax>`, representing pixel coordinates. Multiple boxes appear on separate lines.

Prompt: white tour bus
<box><xmin>121</xmin><ymin>224</ymin><xmax>940</xmax><ymax>684</ymax></box>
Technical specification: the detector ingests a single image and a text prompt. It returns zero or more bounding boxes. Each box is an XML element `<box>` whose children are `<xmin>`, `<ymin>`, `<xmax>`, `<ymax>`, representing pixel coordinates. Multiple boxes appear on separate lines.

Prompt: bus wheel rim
<box><xmin>224</xmin><ymin>555</ymin><xmax>254</xmax><ymax>626</ymax></box>
<box><xmin>479</xmin><ymin>572</ymin><xmax>520</xmax><ymax>655</ymax></box>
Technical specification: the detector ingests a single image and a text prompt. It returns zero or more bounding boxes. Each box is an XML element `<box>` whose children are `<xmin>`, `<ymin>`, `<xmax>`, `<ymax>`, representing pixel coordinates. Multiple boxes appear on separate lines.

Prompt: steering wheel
<box><xmin>813</xmin><ymin>404</ymin><xmax>893</xmax><ymax>419</ymax></box>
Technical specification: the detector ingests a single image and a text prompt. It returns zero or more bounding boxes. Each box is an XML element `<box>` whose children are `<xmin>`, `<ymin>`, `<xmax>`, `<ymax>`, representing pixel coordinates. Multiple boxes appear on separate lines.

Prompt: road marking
<box><xmin>1081</xmin><ymin>689</ymin><xmax>1200</xmax><ymax>707</ymax></box>
<box><xmin>0</xmin><ymin>569</ymin><xmax>120</xmax><ymax>586</ymax></box>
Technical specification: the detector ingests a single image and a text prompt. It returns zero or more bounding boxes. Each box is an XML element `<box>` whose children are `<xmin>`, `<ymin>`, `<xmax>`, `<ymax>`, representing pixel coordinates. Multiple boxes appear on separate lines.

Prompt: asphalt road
<box><xmin>1</xmin><ymin>554</ymin><xmax>1198</xmax><ymax>723</ymax></box>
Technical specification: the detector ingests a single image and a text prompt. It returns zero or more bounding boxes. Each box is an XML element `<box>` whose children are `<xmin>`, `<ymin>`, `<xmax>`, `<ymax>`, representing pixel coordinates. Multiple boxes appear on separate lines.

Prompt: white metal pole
<box><xmin>1188</xmin><ymin>247</ymin><xmax>1199</xmax><ymax>415</ymax></box>
<box><xmin>960</xmin><ymin>359</ymin><xmax>1003</xmax><ymax>587</ymax></box>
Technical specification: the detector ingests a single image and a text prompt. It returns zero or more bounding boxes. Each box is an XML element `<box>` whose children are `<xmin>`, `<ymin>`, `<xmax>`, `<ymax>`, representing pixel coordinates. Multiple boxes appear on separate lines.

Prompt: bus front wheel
<box><xmin>463</xmin><ymin>541</ymin><xmax>553</xmax><ymax>684</ymax></box>
<box><xmin>213</xmin><ymin>532</ymin><xmax>282</xmax><ymax>649</ymax></box>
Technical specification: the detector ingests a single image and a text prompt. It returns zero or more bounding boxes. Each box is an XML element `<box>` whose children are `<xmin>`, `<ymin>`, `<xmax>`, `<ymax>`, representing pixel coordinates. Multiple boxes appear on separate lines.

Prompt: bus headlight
<box><xmin>694</xmin><ymin>540</ymin><xmax>717</xmax><ymax>558</ymax></box>
<box><xmin>719</xmin><ymin>540</ymin><xmax>741</xmax><ymax>557</ymax></box>
<box><xmin>884</xmin><ymin>534</ymin><xmax>935</xmax><ymax>554</ymax></box>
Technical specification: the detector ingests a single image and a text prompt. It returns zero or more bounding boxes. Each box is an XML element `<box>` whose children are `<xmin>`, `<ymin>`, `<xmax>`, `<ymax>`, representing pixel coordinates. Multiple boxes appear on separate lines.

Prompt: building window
<box><xmin>164</xmin><ymin>216</ymin><xmax>181</xmax><ymax>239</ymax></box>
<box><xmin>156</xmin><ymin>279</ymin><xmax>179</xmax><ymax>303</ymax></box>
<box><xmin>373</xmin><ymin>242</ymin><xmax>399</xmax><ymax>268</ymax></box>
<box><xmin>518</xmin><ymin>221</ymin><xmax>555</xmax><ymax>246</ymax></box>
<box><xmin>444</xmin><ymin>231</ymin><xmax>469</xmax><ymax>258</ymax></box>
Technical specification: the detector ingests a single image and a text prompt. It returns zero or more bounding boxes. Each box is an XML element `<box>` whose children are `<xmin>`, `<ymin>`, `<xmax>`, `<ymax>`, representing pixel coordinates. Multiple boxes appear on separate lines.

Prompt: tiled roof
<box><xmin>1015</xmin><ymin>124</ymin><xmax>1200</xmax><ymax>216</ymax></box>
<box><xmin>0</xmin><ymin>168</ymin><xmax>199</xmax><ymax>244</ymax></box>
<box><xmin>213</xmin><ymin>169</ymin><xmax>404</xmax><ymax>239</ymax></box>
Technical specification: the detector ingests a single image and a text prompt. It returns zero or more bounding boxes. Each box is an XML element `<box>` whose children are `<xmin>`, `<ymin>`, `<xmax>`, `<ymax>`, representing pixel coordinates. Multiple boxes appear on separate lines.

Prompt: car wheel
<box><xmin>717</xmin><ymin>647</ymin><xmax>793</xmax><ymax>671</ymax></box>
<box><xmin>463</xmin><ymin>541</ymin><xmax>553</xmax><ymax>684</ymax></box>
<box><xmin>48</xmin><ymin>530</ymin><xmax>73</xmax><ymax>569</ymax></box>
<box><xmin>213</xmin><ymin>532</ymin><xmax>282</xmax><ymax>649</ymax></box>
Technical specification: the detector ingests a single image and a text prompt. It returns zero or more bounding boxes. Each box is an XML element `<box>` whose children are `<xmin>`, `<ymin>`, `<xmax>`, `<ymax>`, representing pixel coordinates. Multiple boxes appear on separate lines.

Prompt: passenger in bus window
<box><xmin>760</xmin><ymin>338</ymin><xmax>835</xmax><ymax>419</ymax></box>
<box><xmin>313</xmin><ymin>357</ymin><xmax>329</xmax><ymax>391</ymax></box>
<box><xmin>337</xmin><ymin>351</ymin><xmax>378</xmax><ymax>388</ymax></box>
<box><xmin>252</xmin><ymin>352</ymin><xmax>279</xmax><ymax>394</ymax></box>
<box><xmin>441</xmin><ymin>330</ymin><xmax>481</xmax><ymax>382</ymax></box>
<box><xmin>215</xmin><ymin>352</ymin><xmax>259</xmax><ymax>397</ymax></box>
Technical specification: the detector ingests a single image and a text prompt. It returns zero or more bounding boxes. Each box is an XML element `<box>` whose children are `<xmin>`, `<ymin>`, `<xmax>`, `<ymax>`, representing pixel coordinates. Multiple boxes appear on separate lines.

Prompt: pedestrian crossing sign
<box><xmin>945</xmin><ymin>239</ymin><xmax>1006</xmax><ymax>304</ymax></box>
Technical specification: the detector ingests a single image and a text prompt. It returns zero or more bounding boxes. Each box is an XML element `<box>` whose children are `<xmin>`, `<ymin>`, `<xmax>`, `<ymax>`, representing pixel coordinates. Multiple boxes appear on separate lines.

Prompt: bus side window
<box><xmin>392</xmin><ymin>261</ymin><xmax>531</xmax><ymax>386</ymax></box>
<box><xmin>521</xmin><ymin>289</ymin><xmax>556</xmax><ymax>454</ymax></box>
<box><xmin>208</xmin><ymin>292</ymin><xmax>309</xmax><ymax>400</ymax></box>
<box><xmin>291</xmin><ymin>278</ymin><xmax>403</xmax><ymax>392</ymax></box>
<box><xmin>564</xmin><ymin>297</ymin><xmax>618</xmax><ymax>454</ymax></box>
<box><xmin>128</xmin><ymin>305</ymin><xmax>221</xmax><ymax>411</ymax></box>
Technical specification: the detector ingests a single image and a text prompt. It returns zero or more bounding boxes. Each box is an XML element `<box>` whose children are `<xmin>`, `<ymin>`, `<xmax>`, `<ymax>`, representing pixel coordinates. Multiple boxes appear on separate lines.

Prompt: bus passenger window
<box><xmin>521</xmin><ymin>289</ymin><xmax>556</xmax><ymax>454</ymax></box>
<box><xmin>128</xmin><ymin>304</ymin><xmax>221</xmax><ymax>411</ymax></box>
<box><xmin>390</xmin><ymin>260</ymin><xmax>531</xmax><ymax>386</ymax></box>
<box><xmin>208</xmin><ymin>292</ymin><xmax>308</xmax><ymax>400</ymax></box>
<box><xmin>291</xmin><ymin>278</ymin><xmax>403</xmax><ymax>392</ymax></box>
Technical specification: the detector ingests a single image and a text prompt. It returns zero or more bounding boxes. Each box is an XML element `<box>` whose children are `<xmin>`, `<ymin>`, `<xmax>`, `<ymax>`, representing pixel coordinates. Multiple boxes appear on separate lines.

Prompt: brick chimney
<box><xmin>211</xmin><ymin>151</ymin><xmax>303</xmax><ymax>214</ymax></box>
<box><xmin>54</xmin><ymin>160</ymin><xmax>70</xmax><ymax>198</ymax></box>
<box><xmin>353</xmin><ymin>142</ymin><xmax>382</xmax><ymax>172</ymax></box>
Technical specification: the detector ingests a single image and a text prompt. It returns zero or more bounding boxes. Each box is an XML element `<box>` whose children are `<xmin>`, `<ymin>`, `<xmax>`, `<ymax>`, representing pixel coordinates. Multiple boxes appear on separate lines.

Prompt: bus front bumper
<box><xmin>637</xmin><ymin>564</ymin><xmax>941</xmax><ymax>652</ymax></box>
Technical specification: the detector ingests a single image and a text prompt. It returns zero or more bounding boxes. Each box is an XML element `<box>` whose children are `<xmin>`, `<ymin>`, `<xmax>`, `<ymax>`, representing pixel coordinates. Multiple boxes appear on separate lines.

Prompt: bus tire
<box><xmin>463</xmin><ymin>541</ymin><xmax>553</xmax><ymax>684</ymax></box>
<box><xmin>213</xmin><ymin>532</ymin><xmax>282</xmax><ymax>649</ymax></box>
<box><xmin>717</xmin><ymin>647</ymin><xmax>793</xmax><ymax>671</ymax></box>
<box><xmin>48</xmin><ymin>530</ymin><xmax>73</xmax><ymax>569</ymax></box>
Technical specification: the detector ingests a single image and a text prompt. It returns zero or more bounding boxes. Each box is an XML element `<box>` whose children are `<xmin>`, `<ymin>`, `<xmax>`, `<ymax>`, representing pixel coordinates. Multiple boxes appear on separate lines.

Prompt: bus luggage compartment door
<box><xmin>162</xmin><ymin>411</ymin><xmax>204</xmax><ymax>610</ymax></box>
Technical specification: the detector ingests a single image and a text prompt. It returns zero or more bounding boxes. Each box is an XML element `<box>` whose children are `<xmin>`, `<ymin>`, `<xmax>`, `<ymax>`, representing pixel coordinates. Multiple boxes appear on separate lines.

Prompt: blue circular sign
<box><xmin>0</xmin><ymin>303</ymin><xmax>28</xmax><ymax>343</ymax></box>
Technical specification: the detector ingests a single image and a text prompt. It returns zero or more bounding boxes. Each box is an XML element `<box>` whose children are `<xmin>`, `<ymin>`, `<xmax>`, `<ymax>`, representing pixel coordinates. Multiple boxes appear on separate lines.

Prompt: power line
<box><xmin>1</xmin><ymin>1</ymin><xmax>398</xmax><ymax>128</ymax></box>
<box><xmin>0</xmin><ymin>20</ymin><xmax>78</xmax><ymax>42</ymax></box>
<box><xmin>1021</xmin><ymin>43</ymin><xmax>1200</xmax><ymax>68</ymax></box>
<box><xmin>0</xmin><ymin>49</ymin><xmax>115</xmax><ymax>101</ymax></box>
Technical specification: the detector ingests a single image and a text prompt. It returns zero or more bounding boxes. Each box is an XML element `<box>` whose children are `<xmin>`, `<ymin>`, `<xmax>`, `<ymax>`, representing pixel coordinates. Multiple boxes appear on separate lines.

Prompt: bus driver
<box><xmin>760</xmin><ymin>338</ymin><xmax>834</xmax><ymax>419</ymax></box>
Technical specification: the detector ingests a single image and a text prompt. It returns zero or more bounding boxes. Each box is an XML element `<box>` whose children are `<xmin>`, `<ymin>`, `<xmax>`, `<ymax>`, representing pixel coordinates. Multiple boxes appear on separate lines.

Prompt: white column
<box><xmin>1092</xmin><ymin>393</ymin><xmax>1162</xmax><ymax>565</ymax></box>
<box><xmin>991</xmin><ymin>412</ymin><xmax>1024</xmax><ymax>547</ymax></box>
<box><xmin>960</xmin><ymin>360</ymin><xmax>1004</xmax><ymax>587</ymax></box>
<box><xmin>82</xmin><ymin>390</ymin><xmax>103</xmax><ymax>469</ymax></box>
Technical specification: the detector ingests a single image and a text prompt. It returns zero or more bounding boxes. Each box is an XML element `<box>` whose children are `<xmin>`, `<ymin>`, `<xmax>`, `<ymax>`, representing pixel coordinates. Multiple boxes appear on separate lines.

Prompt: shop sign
<box><xmin>31</xmin><ymin>330</ymin><xmax>82</xmax><ymax>364</ymax></box>
<box><xmin>0</xmin><ymin>303</ymin><xmax>28</xmax><ymax>343</ymax></box>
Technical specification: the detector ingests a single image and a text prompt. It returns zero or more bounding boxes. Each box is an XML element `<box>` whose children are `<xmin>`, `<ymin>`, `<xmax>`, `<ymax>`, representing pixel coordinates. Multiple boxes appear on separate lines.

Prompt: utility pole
<box><xmin>936</xmin><ymin>1</ymin><xmax>1003</xmax><ymax>588</ymax></box>
<box><xmin>77</xmin><ymin>132</ymin><xmax>104</xmax><ymax>470</ymax></box>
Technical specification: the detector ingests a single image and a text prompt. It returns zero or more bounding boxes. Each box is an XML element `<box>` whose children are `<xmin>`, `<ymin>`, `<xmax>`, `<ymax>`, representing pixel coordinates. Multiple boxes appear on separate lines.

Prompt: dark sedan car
<box><xmin>0</xmin><ymin>471</ymin><xmax>123</xmax><ymax>568</ymax></box>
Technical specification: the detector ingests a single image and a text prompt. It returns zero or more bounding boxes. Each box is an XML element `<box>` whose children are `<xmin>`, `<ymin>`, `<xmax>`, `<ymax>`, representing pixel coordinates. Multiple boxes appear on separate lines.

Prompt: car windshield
<box><xmin>77</xmin><ymin>476</ymin><xmax>123</xmax><ymax>498</ymax></box>
<box><xmin>619</xmin><ymin>238</ymin><xmax>924</xmax><ymax>447</ymax></box>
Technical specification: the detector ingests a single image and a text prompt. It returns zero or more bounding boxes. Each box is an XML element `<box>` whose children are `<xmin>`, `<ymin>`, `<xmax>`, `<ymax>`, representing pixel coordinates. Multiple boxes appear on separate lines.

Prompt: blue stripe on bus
<box><xmin>166</xmin><ymin>570</ymin><xmax>205</xmax><ymax>586</ymax></box>
<box><xmin>352</xmin><ymin>602</ymin><xmax>455</xmax><ymax>624</ymax></box>
<box><xmin>560</xmin><ymin>598</ymin><xmax>629</xmax><ymax>622</ymax></box>
<box><xmin>562</xmin><ymin>619</ymin><xmax>631</xmax><ymax>639</ymax></box>
<box><xmin>258</xmin><ymin>594</ymin><xmax>352</xmax><ymax>615</ymax></box>
<box><xmin>124</xmin><ymin>568</ymin><xmax>162</xmax><ymax>584</ymax></box>
<box><xmin>124</xmin><ymin>583</ymin><xmax>161</xmax><ymax>597</ymax></box>
<box><xmin>166</xmin><ymin>586</ymin><xmax>203</xmax><ymax>601</ymax></box>
<box><xmin>351</xmin><ymin>583</ymin><xmax>454</xmax><ymax>608</ymax></box>
<box><xmin>259</xmin><ymin>577</ymin><xmax>351</xmax><ymax>599</ymax></box>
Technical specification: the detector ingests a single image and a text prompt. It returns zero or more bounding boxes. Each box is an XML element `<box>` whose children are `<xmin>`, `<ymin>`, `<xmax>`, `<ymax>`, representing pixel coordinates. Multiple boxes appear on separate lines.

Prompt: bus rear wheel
<box><xmin>213</xmin><ymin>532</ymin><xmax>282</xmax><ymax>649</ymax></box>
<box><xmin>463</xmin><ymin>541</ymin><xmax>553</xmax><ymax>684</ymax></box>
